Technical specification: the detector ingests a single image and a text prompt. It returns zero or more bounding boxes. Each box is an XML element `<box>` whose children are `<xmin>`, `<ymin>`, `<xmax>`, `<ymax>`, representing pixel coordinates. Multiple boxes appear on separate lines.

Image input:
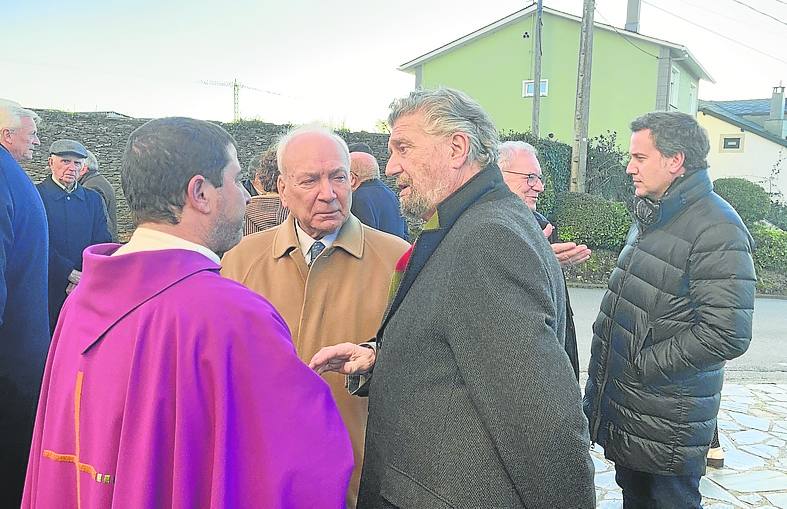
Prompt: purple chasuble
<box><xmin>23</xmin><ymin>244</ymin><xmax>352</xmax><ymax>508</ymax></box>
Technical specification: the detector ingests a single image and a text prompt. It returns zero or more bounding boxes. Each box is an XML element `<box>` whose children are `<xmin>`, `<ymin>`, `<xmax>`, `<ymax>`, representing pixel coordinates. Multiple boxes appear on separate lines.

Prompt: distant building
<box><xmin>699</xmin><ymin>86</ymin><xmax>787</xmax><ymax>199</ymax></box>
<box><xmin>396</xmin><ymin>4</ymin><xmax>712</xmax><ymax>143</ymax></box>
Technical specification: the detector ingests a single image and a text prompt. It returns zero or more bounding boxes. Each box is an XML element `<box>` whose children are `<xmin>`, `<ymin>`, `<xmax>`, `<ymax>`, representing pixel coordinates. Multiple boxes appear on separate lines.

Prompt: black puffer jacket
<box><xmin>583</xmin><ymin>169</ymin><xmax>756</xmax><ymax>476</ymax></box>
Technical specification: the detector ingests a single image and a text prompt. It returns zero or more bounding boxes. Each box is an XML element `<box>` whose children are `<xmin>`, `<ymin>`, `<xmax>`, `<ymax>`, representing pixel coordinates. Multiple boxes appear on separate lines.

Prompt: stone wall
<box><xmin>22</xmin><ymin>110</ymin><xmax>394</xmax><ymax>239</ymax></box>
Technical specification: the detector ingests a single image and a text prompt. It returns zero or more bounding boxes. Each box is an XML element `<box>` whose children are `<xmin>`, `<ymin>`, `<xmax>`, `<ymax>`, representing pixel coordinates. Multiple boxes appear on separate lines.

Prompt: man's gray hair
<box><xmin>0</xmin><ymin>99</ymin><xmax>41</xmax><ymax>131</ymax></box>
<box><xmin>498</xmin><ymin>141</ymin><xmax>538</xmax><ymax>171</ymax></box>
<box><xmin>276</xmin><ymin>124</ymin><xmax>350</xmax><ymax>175</ymax></box>
<box><xmin>85</xmin><ymin>149</ymin><xmax>99</xmax><ymax>172</ymax></box>
<box><xmin>388</xmin><ymin>88</ymin><xmax>499</xmax><ymax>168</ymax></box>
<box><xmin>630</xmin><ymin>111</ymin><xmax>710</xmax><ymax>172</ymax></box>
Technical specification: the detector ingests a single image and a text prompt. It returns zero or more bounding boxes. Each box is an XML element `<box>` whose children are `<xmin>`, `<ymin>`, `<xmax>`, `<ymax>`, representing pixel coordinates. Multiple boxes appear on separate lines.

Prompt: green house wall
<box><xmin>415</xmin><ymin>11</ymin><xmax>700</xmax><ymax>147</ymax></box>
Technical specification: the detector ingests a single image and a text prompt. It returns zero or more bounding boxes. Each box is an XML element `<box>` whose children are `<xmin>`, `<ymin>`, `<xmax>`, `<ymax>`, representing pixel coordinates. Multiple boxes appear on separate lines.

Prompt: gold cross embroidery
<box><xmin>42</xmin><ymin>371</ymin><xmax>114</xmax><ymax>509</ymax></box>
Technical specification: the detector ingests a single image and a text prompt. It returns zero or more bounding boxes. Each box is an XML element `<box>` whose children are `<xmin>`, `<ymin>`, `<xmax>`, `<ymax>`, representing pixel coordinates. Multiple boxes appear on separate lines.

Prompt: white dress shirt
<box><xmin>295</xmin><ymin>221</ymin><xmax>339</xmax><ymax>265</ymax></box>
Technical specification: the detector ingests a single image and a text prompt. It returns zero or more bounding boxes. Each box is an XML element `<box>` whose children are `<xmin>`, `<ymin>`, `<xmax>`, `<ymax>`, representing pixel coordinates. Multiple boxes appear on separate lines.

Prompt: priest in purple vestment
<box><xmin>22</xmin><ymin>117</ymin><xmax>353</xmax><ymax>509</ymax></box>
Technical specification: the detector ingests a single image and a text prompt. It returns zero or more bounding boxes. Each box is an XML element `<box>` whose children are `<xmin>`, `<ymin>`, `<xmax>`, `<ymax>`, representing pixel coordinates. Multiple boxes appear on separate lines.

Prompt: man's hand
<box><xmin>68</xmin><ymin>269</ymin><xmax>82</xmax><ymax>285</ymax></box>
<box><xmin>65</xmin><ymin>282</ymin><xmax>77</xmax><ymax>295</ymax></box>
<box><xmin>309</xmin><ymin>343</ymin><xmax>376</xmax><ymax>375</ymax></box>
<box><xmin>552</xmin><ymin>242</ymin><xmax>592</xmax><ymax>267</ymax></box>
<box><xmin>542</xmin><ymin>223</ymin><xmax>554</xmax><ymax>239</ymax></box>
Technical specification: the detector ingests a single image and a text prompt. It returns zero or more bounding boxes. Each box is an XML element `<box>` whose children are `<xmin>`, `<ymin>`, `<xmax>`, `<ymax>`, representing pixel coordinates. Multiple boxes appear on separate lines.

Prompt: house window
<box><xmin>522</xmin><ymin>79</ymin><xmax>548</xmax><ymax>97</ymax></box>
<box><xmin>720</xmin><ymin>135</ymin><xmax>744</xmax><ymax>152</ymax></box>
<box><xmin>669</xmin><ymin>66</ymin><xmax>680</xmax><ymax>108</ymax></box>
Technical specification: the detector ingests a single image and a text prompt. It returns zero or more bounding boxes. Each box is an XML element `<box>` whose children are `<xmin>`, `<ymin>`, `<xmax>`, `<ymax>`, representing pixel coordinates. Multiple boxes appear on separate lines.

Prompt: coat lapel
<box><xmin>377</xmin><ymin>165</ymin><xmax>510</xmax><ymax>343</ymax></box>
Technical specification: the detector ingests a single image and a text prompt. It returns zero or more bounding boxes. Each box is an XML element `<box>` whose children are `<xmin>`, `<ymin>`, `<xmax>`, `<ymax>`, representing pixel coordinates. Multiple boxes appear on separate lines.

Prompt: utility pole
<box><xmin>531</xmin><ymin>0</ymin><xmax>544</xmax><ymax>137</ymax></box>
<box><xmin>570</xmin><ymin>0</ymin><xmax>595</xmax><ymax>192</ymax></box>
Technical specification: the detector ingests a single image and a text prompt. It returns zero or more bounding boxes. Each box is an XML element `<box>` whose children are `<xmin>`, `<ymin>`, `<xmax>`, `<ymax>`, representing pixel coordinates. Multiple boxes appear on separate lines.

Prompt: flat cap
<box><xmin>49</xmin><ymin>139</ymin><xmax>88</xmax><ymax>158</ymax></box>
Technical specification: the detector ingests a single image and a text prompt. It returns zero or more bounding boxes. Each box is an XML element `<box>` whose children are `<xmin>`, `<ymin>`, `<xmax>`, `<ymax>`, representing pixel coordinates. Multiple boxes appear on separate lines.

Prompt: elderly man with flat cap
<box><xmin>37</xmin><ymin>139</ymin><xmax>112</xmax><ymax>330</ymax></box>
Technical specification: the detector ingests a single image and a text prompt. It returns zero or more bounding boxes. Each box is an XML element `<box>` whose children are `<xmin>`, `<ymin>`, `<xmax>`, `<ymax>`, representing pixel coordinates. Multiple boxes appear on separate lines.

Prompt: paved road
<box><xmin>568</xmin><ymin>287</ymin><xmax>787</xmax><ymax>376</ymax></box>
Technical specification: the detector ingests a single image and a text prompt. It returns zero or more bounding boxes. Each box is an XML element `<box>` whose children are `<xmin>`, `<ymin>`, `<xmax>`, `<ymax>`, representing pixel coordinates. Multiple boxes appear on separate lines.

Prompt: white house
<box><xmin>698</xmin><ymin>86</ymin><xmax>787</xmax><ymax>200</ymax></box>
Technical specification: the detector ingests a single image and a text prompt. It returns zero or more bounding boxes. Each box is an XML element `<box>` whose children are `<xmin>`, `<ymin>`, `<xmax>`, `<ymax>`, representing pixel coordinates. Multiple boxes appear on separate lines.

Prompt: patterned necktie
<box><xmin>308</xmin><ymin>241</ymin><xmax>325</xmax><ymax>266</ymax></box>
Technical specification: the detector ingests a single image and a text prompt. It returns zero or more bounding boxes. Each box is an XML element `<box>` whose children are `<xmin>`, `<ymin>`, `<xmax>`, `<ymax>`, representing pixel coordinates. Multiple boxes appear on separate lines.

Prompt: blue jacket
<box><xmin>351</xmin><ymin>179</ymin><xmax>408</xmax><ymax>241</ymax></box>
<box><xmin>37</xmin><ymin>176</ymin><xmax>112</xmax><ymax>328</ymax></box>
<box><xmin>0</xmin><ymin>146</ymin><xmax>50</xmax><ymax>501</ymax></box>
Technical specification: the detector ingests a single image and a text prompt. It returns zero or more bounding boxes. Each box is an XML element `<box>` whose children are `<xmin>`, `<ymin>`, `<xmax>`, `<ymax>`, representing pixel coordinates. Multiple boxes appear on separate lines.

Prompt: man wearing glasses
<box><xmin>499</xmin><ymin>141</ymin><xmax>591</xmax><ymax>380</ymax></box>
<box><xmin>37</xmin><ymin>140</ymin><xmax>112</xmax><ymax>330</ymax></box>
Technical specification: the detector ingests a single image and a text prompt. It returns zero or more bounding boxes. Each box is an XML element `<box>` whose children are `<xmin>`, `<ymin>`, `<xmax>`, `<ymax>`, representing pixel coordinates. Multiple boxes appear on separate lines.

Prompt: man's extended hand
<box><xmin>552</xmin><ymin>242</ymin><xmax>592</xmax><ymax>267</ymax></box>
<box><xmin>309</xmin><ymin>342</ymin><xmax>376</xmax><ymax>376</ymax></box>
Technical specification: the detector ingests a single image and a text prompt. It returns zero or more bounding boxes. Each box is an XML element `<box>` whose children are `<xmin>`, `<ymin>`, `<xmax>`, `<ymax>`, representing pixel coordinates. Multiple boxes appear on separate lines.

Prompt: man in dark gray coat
<box><xmin>583</xmin><ymin>112</ymin><xmax>756</xmax><ymax>508</ymax></box>
<box><xmin>79</xmin><ymin>149</ymin><xmax>117</xmax><ymax>240</ymax></box>
<box><xmin>311</xmin><ymin>88</ymin><xmax>595</xmax><ymax>508</ymax></box>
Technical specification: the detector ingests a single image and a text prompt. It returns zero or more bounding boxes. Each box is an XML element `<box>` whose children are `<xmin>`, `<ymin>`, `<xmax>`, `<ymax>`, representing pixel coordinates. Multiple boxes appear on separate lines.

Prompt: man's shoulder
<box><xmin>83</xmin><ymin>173</ymin><xmax>113</xmax><ymax>192</ymax></box>
<box><xmin>222</xmin><ymin>227</ymin><xmax>280</xmax><ymax>271</ymax></box>
<box><xmin>361</xmin><ymin>224</ymin><xmax>410</xmax><ymax>257</ymax></box>
<box><xmin>457</xmin><ymin>194</ymin><xmax>534</xmax><ymax>234</ymax></box>
<box><xmin>82</xmin><ymin>186</ymin><xmax>105</xmax><ymax>204</ymax></box>
<box><xmin>172</xmin><ymin>267</ymin><xmax>281</xmax><ymax>316</ymax></box>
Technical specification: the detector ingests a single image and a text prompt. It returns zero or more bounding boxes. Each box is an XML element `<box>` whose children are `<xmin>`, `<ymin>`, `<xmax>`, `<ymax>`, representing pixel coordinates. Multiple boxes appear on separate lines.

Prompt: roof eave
<box><xmin>397</xmin><ymin>5</ymin><xmax>713</xmax><ymax>84</ymax></box>
<box><xmin>699</xmin><ymin>107</ymin><xmax>787</xmax><ymax>148</ymax></box>
<box><xmin>398</xmin><ymin>4</ymin><xmax>537</xmax><ymax>71</ymax></box>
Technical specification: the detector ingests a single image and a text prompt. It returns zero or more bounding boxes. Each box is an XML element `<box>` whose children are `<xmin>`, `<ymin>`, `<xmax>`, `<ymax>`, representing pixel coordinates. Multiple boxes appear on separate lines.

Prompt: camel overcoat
<box><xmin>221</xmin><ymin>213</ymin><xmax>409</xmax><ymax>507</ymax></box>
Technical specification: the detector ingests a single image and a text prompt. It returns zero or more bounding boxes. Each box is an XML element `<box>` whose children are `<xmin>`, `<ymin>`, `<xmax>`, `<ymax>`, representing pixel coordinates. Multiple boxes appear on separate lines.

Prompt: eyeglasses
<box><xmin>502</xmin><ymin>170</ymin><xmax>544</xmax><ymax>187</ymax></box>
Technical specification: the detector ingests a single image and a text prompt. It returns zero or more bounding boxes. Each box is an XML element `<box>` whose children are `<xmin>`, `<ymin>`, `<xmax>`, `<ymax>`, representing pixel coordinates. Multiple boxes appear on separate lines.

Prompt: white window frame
<box><xmin>720</xmin><ymin>134</ymin><xmax>744</xmax><ymax>153</ymax></box>
<box><xmin>688</xmin><ymin>82</ymin><xmax>698</xmax><ymax>114</ymax></box>
<box><xmin>669</xmin><ymin>65</ymin><xmax>681</xmax><ymax>108</ymax></box>
<box><xmin>522</xmin><ymin>79</ymin><xmax>549</xmax><ymax>98</ymax></box>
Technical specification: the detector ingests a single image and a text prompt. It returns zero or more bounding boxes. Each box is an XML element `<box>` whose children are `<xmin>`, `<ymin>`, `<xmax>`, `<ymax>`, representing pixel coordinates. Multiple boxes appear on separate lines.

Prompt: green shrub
<box><xmin>586</xmin><ymin>131</ymin><xmax>632</xmax><ymax>202</ymax></box>
<box><xmin>751</xmin><ymin>223</ymin><xmax>787</xmax><ymax>273</ymax></box>
<box><xmin>551</xmin><ymin>192</ymin><xmax>631</xmax><ymax>250</ymax></box>
<box><xmin>766</xmin><ymin>201</ymin><xmax>787</xmax><ymax>231</ymax></box>
<box><xmin>713</xmin><ymin>178</ymin><xmax>770</xmax><ymax>225</ymax></box>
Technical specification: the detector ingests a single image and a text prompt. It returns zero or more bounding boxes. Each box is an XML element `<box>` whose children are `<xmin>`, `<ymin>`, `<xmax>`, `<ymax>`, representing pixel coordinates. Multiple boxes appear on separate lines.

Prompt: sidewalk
<box><xmin>591</xmin><ymin>381</ymin><xmax>787</xmax><ymax>508</ymax></box>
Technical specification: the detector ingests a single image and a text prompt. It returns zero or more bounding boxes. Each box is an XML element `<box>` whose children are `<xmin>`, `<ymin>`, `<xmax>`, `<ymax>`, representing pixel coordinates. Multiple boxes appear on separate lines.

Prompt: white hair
<box><xmin>498</xmin><ymin>141</ymin><xmax>538</xmax><ymax>171</ymax></box>
<box><xmin>0</xmin><ymin>99</ymin><xmax>40</xmax><ymax>131</ymax></box>
<box><xmin>276</xmin><ymin>124</ymin><xmax>350</xmax><ymax>175</ymax></box>
<box><xmin>85</xmin><ymin>149</ymin><xmax>99</xmax><ymax>172</ymax></box>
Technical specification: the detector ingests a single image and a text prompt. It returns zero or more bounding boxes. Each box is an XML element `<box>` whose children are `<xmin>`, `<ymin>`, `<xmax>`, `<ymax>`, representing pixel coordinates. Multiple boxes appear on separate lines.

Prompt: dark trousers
<box><xmin>615</xmin><ymin>464</ymin><xmax>702</xmax><ymax>509</ymax></box>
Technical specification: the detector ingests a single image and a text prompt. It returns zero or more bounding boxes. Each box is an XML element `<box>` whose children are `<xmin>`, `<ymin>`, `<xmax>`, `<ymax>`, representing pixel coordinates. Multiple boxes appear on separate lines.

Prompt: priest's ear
<box><xmin>185</xmin><ymin>174</ymin><xmax>216</xmax><ymax>215</ymax></box>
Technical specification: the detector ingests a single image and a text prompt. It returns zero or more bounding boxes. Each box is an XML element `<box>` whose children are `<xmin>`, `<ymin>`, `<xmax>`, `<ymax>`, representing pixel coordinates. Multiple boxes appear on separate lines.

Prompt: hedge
<box><xmin>751</xmin><ymin>223</ymin><xmax>787</xmax><ymax>273</ymax></box>
<box><xmin>713</xmin><ymin>178</ymin><xmax>771</xmax><ymax>226</ymax></box>
<box><xmin>551</xmin><ymin>192</ymin><xmax>631</xmax><ymax>250</ymax></box>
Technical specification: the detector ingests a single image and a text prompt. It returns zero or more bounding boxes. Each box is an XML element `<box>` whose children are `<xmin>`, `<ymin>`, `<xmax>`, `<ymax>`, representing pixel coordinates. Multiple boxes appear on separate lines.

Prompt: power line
<box><xmin>593</xmin><ymin>6</ymin><xmax>659</xmax><ymax>58</ymax></box>
<box><xmin>642</xmin><ymin>1</ymin><xmax>787</xmax><ymax>65</ymax></box>
<box><xmin>729</xmin><ymin>0</ymin><xmax>787</xmax><ymax>26</ymax></box>
<box><xmin>667</xmin><ymin>0</ymin><xmax>786</xmax><ymax>36</ymax></box>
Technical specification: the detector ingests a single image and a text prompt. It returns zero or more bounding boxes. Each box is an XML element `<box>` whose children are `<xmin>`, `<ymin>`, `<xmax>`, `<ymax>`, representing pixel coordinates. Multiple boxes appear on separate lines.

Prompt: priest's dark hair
<box><xmin>121</xmin><ymin>117</ymin><xmax>237</xmax><ymax>225</ymax></box>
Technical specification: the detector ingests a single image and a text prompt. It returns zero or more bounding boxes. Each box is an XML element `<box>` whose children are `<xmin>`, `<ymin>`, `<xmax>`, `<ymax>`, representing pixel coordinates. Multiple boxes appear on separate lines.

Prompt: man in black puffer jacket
<box><xmin>584</xmin><ymin>111</ymin><xmax>756</xmax><ymax>508</ymax></box>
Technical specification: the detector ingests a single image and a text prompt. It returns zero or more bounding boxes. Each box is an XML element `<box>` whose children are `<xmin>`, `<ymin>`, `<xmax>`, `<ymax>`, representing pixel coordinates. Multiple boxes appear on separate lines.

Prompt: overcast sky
<box><xmin>2</xmin><ymin>0</ymin><xmax>785</xmax><ymax>130</ymax></box>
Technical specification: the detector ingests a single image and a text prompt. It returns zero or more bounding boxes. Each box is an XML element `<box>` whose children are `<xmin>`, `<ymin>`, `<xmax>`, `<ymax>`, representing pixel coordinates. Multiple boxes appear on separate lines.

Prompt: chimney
<box><xmin>625</xmin><ymin>0</ymin><xmax>641</xmax><ymax>33</ymax></box>
<box><xmin>764</xmin><ymin>84</ymin><xmax>786</xmax><ymax>138</ymax></box>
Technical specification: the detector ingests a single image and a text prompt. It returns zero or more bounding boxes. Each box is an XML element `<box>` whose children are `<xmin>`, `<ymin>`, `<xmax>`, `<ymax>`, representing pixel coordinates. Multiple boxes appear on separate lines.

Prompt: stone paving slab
<box><xmin>592</xmin><ymin>382</ymin><xmax>787</xmax><ymax>506</ymax></box>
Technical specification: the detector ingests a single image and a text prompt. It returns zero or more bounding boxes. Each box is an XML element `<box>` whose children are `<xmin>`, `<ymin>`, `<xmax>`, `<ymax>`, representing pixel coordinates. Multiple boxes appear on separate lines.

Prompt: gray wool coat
<box><xmin>357</xmin><ymin>166</ymin><xmax>596</xmax><ymax>509</ymax></box>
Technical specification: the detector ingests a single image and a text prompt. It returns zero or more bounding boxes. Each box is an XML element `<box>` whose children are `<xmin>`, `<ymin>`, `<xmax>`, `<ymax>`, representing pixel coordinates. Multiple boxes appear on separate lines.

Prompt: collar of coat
<box><xmin>40</xmin><ymin>175</ymin><xmax>86</xmax><ymax>200</ymax></box>
<box><xmin>379</xmin><ymin>163</ymin><xmax>509</xmax><ymax>340</ymax></box>
<box><xmin>633</xmin><ymin>168</ymin><xmax>713</xmax><ymax>230</ymax></box>
<box><xmin>272</xmin><ymin>213</ymin><xmax>365</xmax><ymax>260</ymax></box>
